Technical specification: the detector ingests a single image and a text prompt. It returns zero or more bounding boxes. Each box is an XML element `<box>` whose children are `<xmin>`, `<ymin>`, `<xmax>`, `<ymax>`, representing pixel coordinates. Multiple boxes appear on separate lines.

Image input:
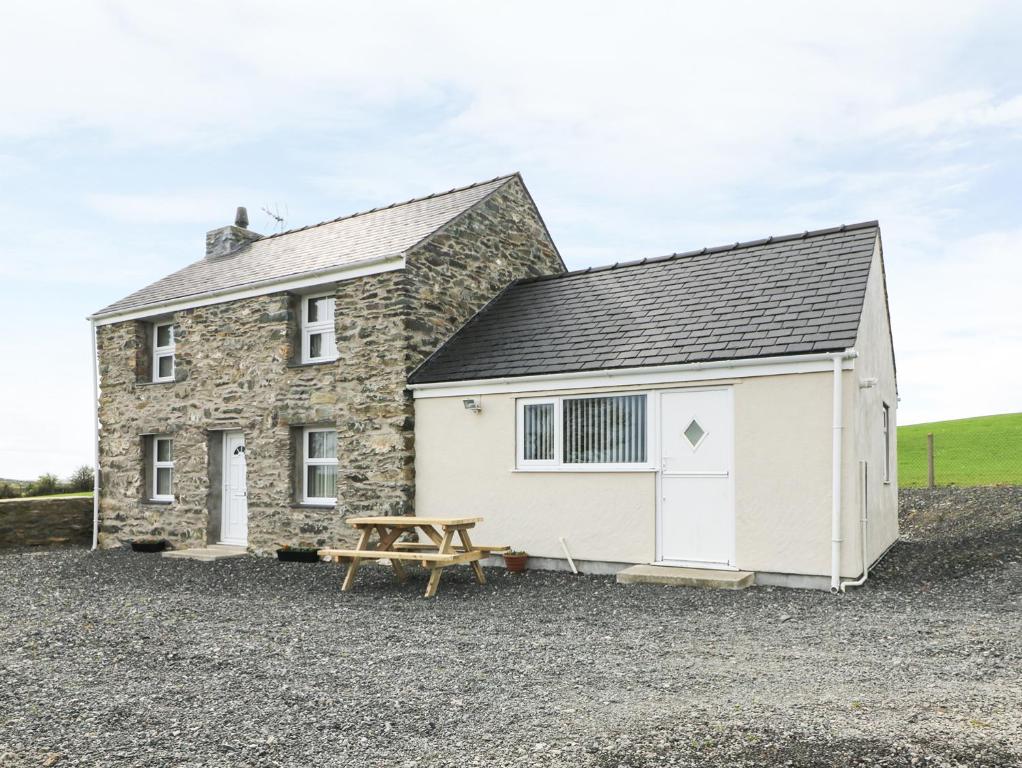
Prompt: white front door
<box><xmin>221</xmin><ymin>431</ymin><xmax>248</xmax><ymax>546</ymax></box>
<box><xmin>658</xmin><ymin>388</ymin><xmax>735</xmax><ymax>568</ymax></box>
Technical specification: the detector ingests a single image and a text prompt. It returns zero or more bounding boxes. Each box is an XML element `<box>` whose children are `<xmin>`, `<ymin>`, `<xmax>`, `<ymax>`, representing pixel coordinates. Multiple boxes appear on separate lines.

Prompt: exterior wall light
<box><xmin>462</xmin><ymin>397</ymin><xmax>482</xmax><ymax>413</ymax></box>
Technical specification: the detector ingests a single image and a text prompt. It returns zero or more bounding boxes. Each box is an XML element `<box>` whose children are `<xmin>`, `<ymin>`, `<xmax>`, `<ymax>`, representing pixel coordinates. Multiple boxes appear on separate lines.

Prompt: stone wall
<box><xmin>95</xmin><ymin>176</ymin><xmax>563</xmax><ymax>554</ymax></box>
<box><xmin>0</xmin><ymin>497</ymin><xmax>93</xmax><ymax>548</ymax></box>
<box><xmin>97</xmin><ymin>290</ymin><xmax>356</xmax><ymax>553</ymax></box>
<box><xmin>404</xmin><ymin>175</ymin><xmax>564</xmax><ymax>370</ymax></box>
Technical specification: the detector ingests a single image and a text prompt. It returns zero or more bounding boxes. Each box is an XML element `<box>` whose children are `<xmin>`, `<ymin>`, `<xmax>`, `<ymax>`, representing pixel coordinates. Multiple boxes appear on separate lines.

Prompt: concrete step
<box><xmin>616</xmin><ymin>564</ymin><xmax>754</xmax><ymax>590</ymax></box>
<box><xmin>161</xmin><ymin>545</ymin><xmax>248</xmax><ymax>562</ymax></box>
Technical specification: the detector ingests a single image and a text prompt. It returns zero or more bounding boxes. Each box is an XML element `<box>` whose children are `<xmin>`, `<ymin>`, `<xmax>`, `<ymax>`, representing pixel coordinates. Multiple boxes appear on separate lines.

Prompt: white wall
<box><xmin>414</xmin><ymin>390</ymin><xmax>655</xmax><ymax>563</ymax></box>
<box><xmin>850</xmin><ymin>238</ymin><xmax>900</xmax><ymax>568</ymax></box>
<box><xmin>414</xmin><ymin>366</ymin><xmax>869</xmax><ymax>577</ymax></box>
<box><xmin>733</xmin><ymin>370</ymin><xmax>844</xmax><ymax>576</ymax></box>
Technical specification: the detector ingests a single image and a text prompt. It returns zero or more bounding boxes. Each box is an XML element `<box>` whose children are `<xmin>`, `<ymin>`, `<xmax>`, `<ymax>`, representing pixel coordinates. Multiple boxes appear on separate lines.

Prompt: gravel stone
<box><xmin>1</xmin><ymin>487</ymin><xmax>1019</xmax><ymax>766</ymax></box>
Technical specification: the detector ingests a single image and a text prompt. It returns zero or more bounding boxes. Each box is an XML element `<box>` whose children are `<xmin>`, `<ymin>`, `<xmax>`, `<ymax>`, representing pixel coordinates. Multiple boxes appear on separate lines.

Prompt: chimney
<box><xmin>206</xmin><ymin>206</ymin><xmax>261</xmax><ymax>258</ymax></box>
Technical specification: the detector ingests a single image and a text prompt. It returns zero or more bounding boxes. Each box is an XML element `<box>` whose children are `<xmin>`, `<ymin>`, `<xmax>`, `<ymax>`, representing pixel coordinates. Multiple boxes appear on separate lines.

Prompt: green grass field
<box><xmin>27</xmin><ymin>491</ymin><xmax>94</xmax><ymax>499</ymax></box>
<box><xmin>0</xmin><ymin>491</ymin><xmax>94</xmax><ymax>501</ymax></box>
<box><xmin>899</xmin><ymin>412</ymin><xmax>1022</xmax><ymax>487</ymax></box>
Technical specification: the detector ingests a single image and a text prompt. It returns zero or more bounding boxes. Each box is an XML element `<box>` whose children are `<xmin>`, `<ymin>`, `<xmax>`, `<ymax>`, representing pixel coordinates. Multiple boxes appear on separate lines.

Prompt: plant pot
<box><xmin>503</xmin><ymin>553</ymin><xmax>528</xmax><ymax>572</ymax></box>
<box><xmin>276</xmin><ymin>548</ymin><xmax>321</xmax><ymax>563</ymax></box>
<box><xmin>131</xmin><ymin>539</ymin><xmax>169</xmax><ymax>553</ymax></box>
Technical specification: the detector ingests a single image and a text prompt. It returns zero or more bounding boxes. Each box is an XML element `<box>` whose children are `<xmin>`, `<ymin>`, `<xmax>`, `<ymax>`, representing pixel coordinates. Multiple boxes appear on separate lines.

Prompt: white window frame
<box><xmin>300</xmin><ymin>293</ymin><xmax>337</xmax><ymax>364</ymax></box>
<box><xmin>152</xmin><ymin>322</ymin><xmax>175</xmax><ymax>383</ymax></box>
<box><xmin>515</xmin><ymin>392</ymin><xmax>655</xmax><ymax>472</ymax></box>
<box><xmin>152</xmin><ymin>435</ymin><xmax>174</xmax><ymax>502</ymax></box>
<box><xmin>302</xmin><ymin>427</ymin><xmax>338</xmax><ymax>505</ymax></box>
<box><xmin>882</xmin><ymin>402</ymin><xmax>891</xmax><ymax>484</ymax></box>
<box><xmin>516</xmin><ymin>398</ymin><xmax>559</xmax><ymax>468</ymax></box>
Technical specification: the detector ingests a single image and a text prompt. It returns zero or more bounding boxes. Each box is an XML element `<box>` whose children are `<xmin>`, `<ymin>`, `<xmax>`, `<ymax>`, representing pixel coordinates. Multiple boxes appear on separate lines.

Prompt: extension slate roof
<box><xmin>409</xmin><ymin>221</ymin><xmax>881</xmax><ymax>384</ymax></box>
<box><xmin>93</xmin><ymin>174</ymin><xmax>517</xmax><ymax>318</ymax></box>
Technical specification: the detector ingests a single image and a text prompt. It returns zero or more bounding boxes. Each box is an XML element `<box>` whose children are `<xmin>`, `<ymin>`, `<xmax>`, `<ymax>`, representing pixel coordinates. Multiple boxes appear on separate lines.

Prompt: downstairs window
<box><xmin>516</xmin><ymin>393</ymin><xmax>649</xmax><ymax>469</ymax></box>
<box><xmin>302</xmin><ymin>427</ymin><xmax>338</xmax><ymax>504</ymax></box>
<box><xmin>150</xmin><ymin>435</ymin><xmax>174</xmax><ymax>501</ymax></box>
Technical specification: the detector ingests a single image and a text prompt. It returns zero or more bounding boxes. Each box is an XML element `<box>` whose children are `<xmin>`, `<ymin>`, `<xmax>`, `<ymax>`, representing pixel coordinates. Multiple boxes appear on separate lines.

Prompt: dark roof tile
<box><xmin>409</xmin><ymin>221</ymin><xmax>879</xmax><ymax>384</ymax></box>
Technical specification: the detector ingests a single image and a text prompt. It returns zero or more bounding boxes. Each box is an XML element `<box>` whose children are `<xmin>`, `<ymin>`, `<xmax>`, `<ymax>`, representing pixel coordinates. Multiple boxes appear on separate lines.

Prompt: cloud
<box><xmin>1</xmin><ymin>0</ymin><xmax>1021</xmax><ymax>476</ymax></box>
<box><xmin>889</xmin><ymin>228</ymin><xmax>1022</xmax><ymax>423</ymax></box>
<box><xmin>874</xmin><ymin>91</ymin><xmax>1022</xmax><ymax>139</ymax></box>
<box><xmin>0</xmin><ymin>2</ymin><xmax>1007</xmax><ymax>167</ymax></box>
<box><xmin>87</xmin><ymin>190</ymin><xmax>257</xmax><ymax>224</ymax></box>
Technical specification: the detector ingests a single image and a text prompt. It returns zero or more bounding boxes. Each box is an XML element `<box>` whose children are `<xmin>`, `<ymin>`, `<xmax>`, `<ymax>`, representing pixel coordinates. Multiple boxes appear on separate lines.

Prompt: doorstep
<box><xmin>161</xmin><ymin>544</ymin><xmax>248</xmax><ymax>562</ymax></box>
<box><xmin>616</xmin><ymin>564</ymin><xmax>754</xmax><ymax>590</ymax></box>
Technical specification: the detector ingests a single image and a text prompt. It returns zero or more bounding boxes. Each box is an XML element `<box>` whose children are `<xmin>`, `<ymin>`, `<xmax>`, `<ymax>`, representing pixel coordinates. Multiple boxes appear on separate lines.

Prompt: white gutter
<box><xmin>90</xmin><ymin>319</ymin><xmax>100</xmax><ymax>550</ymax></box>
<box><xmin>409</xmin><ymin>351</ymin><xmax>857</xmax><ymax>397</ymax></box>
<box><xmin>830</xmin><ymin>348</ymin><xmax>857</xmax><ymax>592</ymax></box>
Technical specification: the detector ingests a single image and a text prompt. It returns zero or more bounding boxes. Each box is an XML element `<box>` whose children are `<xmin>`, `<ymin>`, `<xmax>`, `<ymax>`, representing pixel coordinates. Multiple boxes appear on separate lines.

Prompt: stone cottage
<box><xmin>90</xmin><ymin>174</ymin><xmax>564</xmax><ymax>552</ymax></box>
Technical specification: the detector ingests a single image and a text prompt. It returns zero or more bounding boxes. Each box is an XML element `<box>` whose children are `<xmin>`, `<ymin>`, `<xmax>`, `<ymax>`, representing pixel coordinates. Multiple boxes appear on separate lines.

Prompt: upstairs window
<box><xmin>151</xmin><ymin>436</ymin><xmax>174</xmax><ymax>501</ymax></box>
<box><xmin>303</xmin><ymin>427</ymin><xmax>338</xmax><ymax>504</ymax></box>
<box><xmin>517</xmin><ymin>393</ymin><xmax>650</xmax><ymax>469</ymax></box>
<box><xmin>301</xmin><ymin>294</ymin><xmax>337</xmax><ymax>364</ymax></box>
<box><xmin>153</xmin><ymin>322</ymin><xmax>175</xmax><ymax>382</ymax></box>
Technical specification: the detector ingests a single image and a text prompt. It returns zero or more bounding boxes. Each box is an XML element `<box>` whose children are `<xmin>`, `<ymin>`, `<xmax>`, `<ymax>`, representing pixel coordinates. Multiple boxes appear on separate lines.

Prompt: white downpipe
<box><xmin>840</xmin><ymin>460</ymin><xmax>870</xmax><ymax>591</ymax></box>
<box><xmin>559</xmin><ymin>537</ymin><xmax>579</xmax><ymax>574</ymax></box>
<box><xmin>830</xmin><ymin>349</ymin><xmax>857</xmax><ymax>593</ymax></box>
<box><xmin>90</xmin><ymin>319</ymin><xmax>100</xmax><ymax>551</ymax></box>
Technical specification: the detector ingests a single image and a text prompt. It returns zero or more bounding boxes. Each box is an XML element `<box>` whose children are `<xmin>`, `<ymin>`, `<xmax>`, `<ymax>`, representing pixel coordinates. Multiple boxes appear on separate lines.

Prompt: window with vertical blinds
<box><xmin>517</xmin><ymin>393</ymin><xmax>649</xmax><ymax>468</ymax></box>
<box><xmin>563</xmin><ymin>395</ymin><xmax>646</xmax><ymax>464</ymax></box>
<box><xmin>522</xmin><ymin>402</ymin><xmax>555</xmax><ymax>461</ymax></box>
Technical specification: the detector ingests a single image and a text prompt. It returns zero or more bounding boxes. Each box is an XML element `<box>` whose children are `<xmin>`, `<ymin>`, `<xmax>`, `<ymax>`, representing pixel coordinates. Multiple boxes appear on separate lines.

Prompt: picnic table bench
<box><xmin>318</xmin><ymin>516</ymin><xmax>508</xmax><ymax>597</ymax></box>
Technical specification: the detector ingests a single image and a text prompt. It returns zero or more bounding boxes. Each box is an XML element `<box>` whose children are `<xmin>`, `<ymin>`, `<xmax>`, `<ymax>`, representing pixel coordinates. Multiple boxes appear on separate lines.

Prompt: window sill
<box><xmin>135</xmin><ymin>380</ymin><xmax>177</xmax><ymax>387</ymax></box>
<box><xmin>142</xmin><ymin>499</ymin><xmax>174</xmax><ymax>506</ymax></box>
<box><xmin>287</xmin><ymin>359</ymin><xmax>338</xmax><ymax>369</ymax></box>
<box><xmin>511</xmin><ymin>466</ymin><xmax>657</xmax><ymax>474</ymax></box>
<box><xmin>290</xmin><ymin>502</ymin><xmax>337</xmax><ymax>509</ymax></box>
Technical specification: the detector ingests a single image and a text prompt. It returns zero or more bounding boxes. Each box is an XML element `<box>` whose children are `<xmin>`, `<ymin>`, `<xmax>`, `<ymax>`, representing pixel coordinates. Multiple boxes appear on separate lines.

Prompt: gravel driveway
<box><xmin>2</xmin><ymin>487</ymin><xmax>1020</xmax><ymax>767</ymax></box>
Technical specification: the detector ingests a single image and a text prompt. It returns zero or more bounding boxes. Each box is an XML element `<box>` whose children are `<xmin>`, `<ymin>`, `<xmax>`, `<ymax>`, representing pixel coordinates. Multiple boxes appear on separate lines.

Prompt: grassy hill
<box><xmin>899</xmin><ymin>412</ymin><xmax>1022</xmax><ymax>487</ymax></box>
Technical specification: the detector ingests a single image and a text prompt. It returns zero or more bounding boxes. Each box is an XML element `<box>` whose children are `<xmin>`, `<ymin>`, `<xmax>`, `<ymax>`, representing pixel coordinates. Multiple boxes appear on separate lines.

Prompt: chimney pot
<box><xmin>235</xmin><ymin>206</ymin><xmax>249</xmax><ymax>229</ymax></box>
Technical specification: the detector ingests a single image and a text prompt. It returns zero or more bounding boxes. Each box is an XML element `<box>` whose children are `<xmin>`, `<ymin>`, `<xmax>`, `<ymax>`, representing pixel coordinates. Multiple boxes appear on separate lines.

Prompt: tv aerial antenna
<box><xmin>261</xmin><ymin>203</ymin><xmax>288</xmax><ymax>233</ymax></box>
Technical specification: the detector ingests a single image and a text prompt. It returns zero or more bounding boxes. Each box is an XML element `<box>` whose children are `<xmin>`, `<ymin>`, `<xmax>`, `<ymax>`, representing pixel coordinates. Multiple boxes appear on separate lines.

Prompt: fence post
<box><xmin>927</xmin><ymin>432</ymin><xmax>935</xmax><ymax>488</ymax></box>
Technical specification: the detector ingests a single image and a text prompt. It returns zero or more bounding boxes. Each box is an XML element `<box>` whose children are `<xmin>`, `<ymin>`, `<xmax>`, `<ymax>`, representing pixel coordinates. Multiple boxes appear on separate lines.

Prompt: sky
<box><xmin>1</xmin><ymin>1</ymin><xmax>1020</xmax><ymax>480</ymax></box>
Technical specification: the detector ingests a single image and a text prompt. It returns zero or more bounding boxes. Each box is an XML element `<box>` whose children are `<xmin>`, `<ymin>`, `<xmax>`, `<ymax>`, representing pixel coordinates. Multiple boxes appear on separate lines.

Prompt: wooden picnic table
<box><xmin>318</xmin><ymin>516</ymin><xmax>508</xmax><ymax>598</ymax></box>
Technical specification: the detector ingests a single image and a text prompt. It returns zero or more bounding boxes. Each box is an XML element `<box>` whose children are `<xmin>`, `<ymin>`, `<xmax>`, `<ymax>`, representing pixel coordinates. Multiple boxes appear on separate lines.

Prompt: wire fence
<box><xmin>898</xmin><ymin>417</ymin><xmax>1022</xmax><ymax>487</ymax></box>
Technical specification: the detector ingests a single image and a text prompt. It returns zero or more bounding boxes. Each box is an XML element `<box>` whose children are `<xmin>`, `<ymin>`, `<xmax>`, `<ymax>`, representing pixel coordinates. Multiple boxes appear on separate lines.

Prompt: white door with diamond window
<box><xmin>657</xmin><ymin>388</ymin><xmax>735</xmax><ymax>568</ymax></box>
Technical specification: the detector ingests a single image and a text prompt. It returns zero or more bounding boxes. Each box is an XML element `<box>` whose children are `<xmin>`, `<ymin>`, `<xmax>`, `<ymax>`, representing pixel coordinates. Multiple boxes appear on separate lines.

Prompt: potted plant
<box><xmin>276</xmin><ymin>544</ymin><xmax>322</xmax><ymax>563</ymax></box>
<box><xmin>131</xmin><ymin>538</ymin><xmax>170</xmax><ymax>553</ymax></box>
<box><xmin>503</xmin><ymin>550</ymin><xmax>529</xmax><ymax>573</ymax></box>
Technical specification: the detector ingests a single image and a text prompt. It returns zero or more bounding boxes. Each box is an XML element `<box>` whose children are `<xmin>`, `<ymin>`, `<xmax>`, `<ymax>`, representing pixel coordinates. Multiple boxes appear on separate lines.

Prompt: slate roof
<box><xmin>409</xmin><ymin>221</ymin><xmax>880</xmax><ymax>384</ymax></box>
<box><xmin>93</xmin><ymin>174</ymin><xmax>517</xmax><ymax>317</ymax></box>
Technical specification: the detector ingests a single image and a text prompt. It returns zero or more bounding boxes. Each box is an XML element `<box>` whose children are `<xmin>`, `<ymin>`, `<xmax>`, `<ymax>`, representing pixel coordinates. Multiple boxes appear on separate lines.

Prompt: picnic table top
<box><xmin>345</xmin><ymin>515</ymin><xmax>483</xmax><ymax>527</ymax></box>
